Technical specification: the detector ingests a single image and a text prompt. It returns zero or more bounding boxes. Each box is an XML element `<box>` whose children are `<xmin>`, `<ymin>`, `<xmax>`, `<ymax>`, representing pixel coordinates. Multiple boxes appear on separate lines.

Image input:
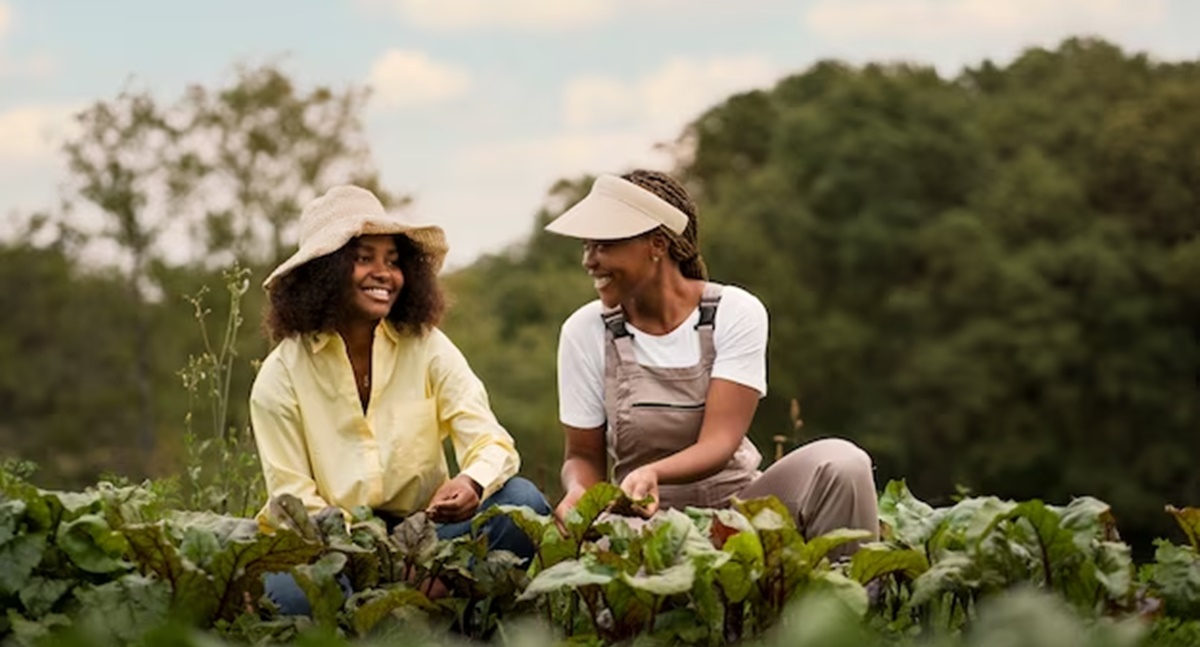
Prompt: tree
<box><xmin>20</xmin><ymin>62</ymin><xmax>400</xmax><ymax>482</ymax></box>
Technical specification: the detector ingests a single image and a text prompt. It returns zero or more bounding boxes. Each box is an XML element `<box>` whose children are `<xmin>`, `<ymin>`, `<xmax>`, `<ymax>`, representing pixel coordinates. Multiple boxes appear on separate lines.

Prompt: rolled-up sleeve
<box><xmin>250</xmin><ymin>354</ymin><xmax>331</xmax><ymax>518</ymax></box>
<box><xmin>428</xmin><ymin>330</ymin><xmax>520</xmax><ymax>502</ymax></box>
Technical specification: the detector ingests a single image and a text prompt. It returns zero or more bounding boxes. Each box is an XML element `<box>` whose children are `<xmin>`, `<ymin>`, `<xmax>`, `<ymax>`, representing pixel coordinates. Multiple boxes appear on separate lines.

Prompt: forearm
<box><xmin>647</xmin><ymin>435</ymin><xmax>742</xmax><ymax>485</ymax></box>
<box><xmin>561</xmin><ymin>456</ymin><xmax>605</xmax><ymax>494</ymax></box>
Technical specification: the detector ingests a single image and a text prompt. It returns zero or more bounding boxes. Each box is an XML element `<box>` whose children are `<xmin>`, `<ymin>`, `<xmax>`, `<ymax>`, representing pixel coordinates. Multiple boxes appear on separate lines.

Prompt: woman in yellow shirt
<box><xmin>252</xmin><ymin>185</ymin><xmax>549</xmax><ymax>614</ymax></box>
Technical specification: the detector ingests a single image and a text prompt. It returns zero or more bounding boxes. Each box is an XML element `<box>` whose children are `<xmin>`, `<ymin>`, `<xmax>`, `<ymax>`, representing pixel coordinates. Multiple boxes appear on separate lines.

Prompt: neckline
<box><xmin>625</xmin><ymin>306</ymin><xmax>700</xmax><ymax>339</ymax></box>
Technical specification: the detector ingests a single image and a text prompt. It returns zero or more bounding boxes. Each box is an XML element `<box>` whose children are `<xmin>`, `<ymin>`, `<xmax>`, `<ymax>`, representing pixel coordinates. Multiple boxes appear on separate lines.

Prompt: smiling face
<box><xmin>344</xmin><ymin>234</ymin><xmax>405</xmax><ymax>324</ymax></box>
<box><xmin>581</xmin><ymin>233</ymin><xmax>666</xmax><ymax>307</ymax></box>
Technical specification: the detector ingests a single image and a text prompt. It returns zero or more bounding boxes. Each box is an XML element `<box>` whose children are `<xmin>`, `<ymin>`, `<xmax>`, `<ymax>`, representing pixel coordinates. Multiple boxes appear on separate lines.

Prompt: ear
<box><xmin>648</xmin><ymin>231</ymin><xmax>671</xmax><ymax>258</ymax></box>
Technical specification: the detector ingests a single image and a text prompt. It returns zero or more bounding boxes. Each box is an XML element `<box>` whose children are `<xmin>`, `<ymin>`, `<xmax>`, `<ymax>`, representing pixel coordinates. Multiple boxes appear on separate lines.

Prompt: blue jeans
<box><xmin>264</xmin><ymin>476</ymin><xmax>550</xmax><ymax>616</ymax></box>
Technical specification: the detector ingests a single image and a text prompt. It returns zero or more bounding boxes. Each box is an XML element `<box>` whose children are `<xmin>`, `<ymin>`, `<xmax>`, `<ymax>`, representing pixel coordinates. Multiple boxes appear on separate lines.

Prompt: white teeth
<box><xmin>593</xmin><ymin>276</ymin><xmax>612</xmax><ymax>289</ymax></box>
<box><xmin>365</xmin><ymin>288</ymin><xmax>390</xmax><ymax>300</ymax></box>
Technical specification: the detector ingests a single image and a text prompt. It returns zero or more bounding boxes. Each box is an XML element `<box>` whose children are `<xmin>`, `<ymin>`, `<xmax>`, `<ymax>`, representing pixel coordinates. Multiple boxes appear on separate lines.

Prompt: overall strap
<box><xmin>601</xmin><ymin>306</ymin><xmax>638</xmax><ymax>367</ymax></box>
<box><xmin>694</xmin><ymin>283</ymin><xmax>723</xmax><ymax>364</ymax></box>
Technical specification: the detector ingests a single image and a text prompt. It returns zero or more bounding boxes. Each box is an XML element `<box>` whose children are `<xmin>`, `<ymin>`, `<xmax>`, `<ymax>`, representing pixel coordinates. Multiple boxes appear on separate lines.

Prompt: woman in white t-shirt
<box><xmin>546</xmin><ymin>170</ymin><xmax>878</xmax><ymax>556</ymax></box>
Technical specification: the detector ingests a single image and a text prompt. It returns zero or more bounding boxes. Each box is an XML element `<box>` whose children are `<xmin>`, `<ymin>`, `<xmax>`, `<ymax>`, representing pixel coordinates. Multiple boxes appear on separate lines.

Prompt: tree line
<box><xmin>0</xmin><ymin>38</ymin><xmax>1195</xmax><ymax>553</ymax></box>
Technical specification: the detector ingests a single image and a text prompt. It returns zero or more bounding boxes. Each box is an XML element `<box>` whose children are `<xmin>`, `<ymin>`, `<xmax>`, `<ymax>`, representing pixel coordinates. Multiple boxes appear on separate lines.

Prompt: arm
<box><xmin>558</xmin><ymin>423</ymin><xmax>607</xmax><ymax>517</ymax></box>
<box><xmin>643</xmin><ymin>378</ymin><xmax>760</xmax><ymax>484</ymax></box>
<box><xmin>250</xmin><ymin>354</ymin><xmax>332</xmax><ymax>518</ymax></box>
<box><xmin>428</xmin><ymin>330</ymin><xmax>520</xmax><ymax>511</ymax></box>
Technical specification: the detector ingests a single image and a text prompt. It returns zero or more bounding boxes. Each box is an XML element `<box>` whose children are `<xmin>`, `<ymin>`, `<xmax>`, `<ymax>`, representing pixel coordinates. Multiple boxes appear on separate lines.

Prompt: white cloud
<box><xmin>365</xmin><ymin>0</ymin><xmax>613</xmax><ymax>31</ymax></box>
<box><xmin>356</xmin><ymin>0</ymin><xmax>703</xmax><ymax>31</ymax></box>
<box><xmin>368</xmin><ymin>49</ymin><xmax>471</xmax><ymax>109</ymax></box>
<box><xmin>0</xmin><ymin>3</ymin><xmax>10</xmax><ymax>38</ymax></box>
<box><xmin>0</xmin><ymin>53</ymin><xmax>58</xmax><ymax>79</ymax></box>
<box><xmin>563</xmin><ymin>55</ymin><xmax>780</xmax><ymax>130</ymax></box>
<box><xmin>0</xmin><ymin>104</ymin><xmax>78</xmax><ymax>161</ymax></box>
<box><xmin>805</xmin><ymin>0</ymin><xmax>1167</xmax><ymax>42</ymax></box>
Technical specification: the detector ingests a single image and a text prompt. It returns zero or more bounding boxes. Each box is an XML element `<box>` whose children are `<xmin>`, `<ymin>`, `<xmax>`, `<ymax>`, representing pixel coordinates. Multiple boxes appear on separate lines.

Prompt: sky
<box><xmin>0</xmin><ymin>0</ymin><xmax>1197</xmax><ymax>269</ymax></box>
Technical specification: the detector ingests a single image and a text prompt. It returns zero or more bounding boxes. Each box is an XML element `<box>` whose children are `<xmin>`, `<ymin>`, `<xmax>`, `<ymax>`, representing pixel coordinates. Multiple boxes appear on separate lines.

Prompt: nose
<box><xmin>581</xmin><ymin>244</ymin><xmax>598</xmax><ymax>271</ymax></box>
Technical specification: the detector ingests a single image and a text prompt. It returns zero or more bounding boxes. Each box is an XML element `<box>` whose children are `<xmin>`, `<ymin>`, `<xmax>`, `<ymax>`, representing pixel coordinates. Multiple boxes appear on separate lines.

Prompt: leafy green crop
<box><xmin>2</xmin><ymin>463</ymin><xmax>1198</xmax><ymax>646</ymax></box>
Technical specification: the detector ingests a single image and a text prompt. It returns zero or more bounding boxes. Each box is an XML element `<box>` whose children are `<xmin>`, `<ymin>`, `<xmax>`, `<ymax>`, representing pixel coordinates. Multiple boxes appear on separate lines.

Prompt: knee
<box><xmin>810</xmin><ymin>438</ymin><xmax>874</xmax><ymax>483</ymax></box>
<box><xmin>493</xmin><ymin>476</ymin><xmax>551</xmax><ymax>515</ymax></box>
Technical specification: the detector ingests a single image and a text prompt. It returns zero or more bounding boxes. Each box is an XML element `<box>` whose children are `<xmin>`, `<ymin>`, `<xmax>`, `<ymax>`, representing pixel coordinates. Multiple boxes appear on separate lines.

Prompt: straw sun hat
<box><xmin>263</xmin><ymin>185</ymin><xmax>448</xmax><ymax>290</ymax></box>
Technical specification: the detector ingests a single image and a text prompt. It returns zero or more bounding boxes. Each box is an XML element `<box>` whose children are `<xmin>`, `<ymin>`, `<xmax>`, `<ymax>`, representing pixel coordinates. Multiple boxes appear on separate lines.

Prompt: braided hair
<box><xmin>620</xmin><ymin>169</ymin><xmax>709</xmax><ymax>281</ymax></box>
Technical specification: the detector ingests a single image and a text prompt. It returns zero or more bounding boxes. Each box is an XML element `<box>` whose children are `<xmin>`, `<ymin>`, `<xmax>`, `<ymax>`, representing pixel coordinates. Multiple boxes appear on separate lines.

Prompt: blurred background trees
<box><xmin>0</xmin><ymin>38</ymin><xmax>1195</xmax><ymax>554</ymax></box>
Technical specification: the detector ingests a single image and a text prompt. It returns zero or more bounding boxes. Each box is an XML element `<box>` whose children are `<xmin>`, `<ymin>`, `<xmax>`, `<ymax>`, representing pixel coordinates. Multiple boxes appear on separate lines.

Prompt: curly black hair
<box><xmin>264</xmin><ymin>233</ymin><xmax>446</xmax><ymax>342</ymax></box>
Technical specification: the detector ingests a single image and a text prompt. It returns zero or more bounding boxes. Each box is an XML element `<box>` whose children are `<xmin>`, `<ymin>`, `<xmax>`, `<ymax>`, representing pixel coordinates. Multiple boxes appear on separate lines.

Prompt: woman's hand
<box><xmin>426</xmin><ymin>474</ymin><xmax>482</xmax><ymax>523</ymax></box>
<box><xmin>618</xmin><ymin>465</ymin><xmax>660</xmax><ymax>517</ymax></box>
<box><xmin>553</xmin><ymin>486</ymin><xmax>587</xmax><ymax>535</ymax></box>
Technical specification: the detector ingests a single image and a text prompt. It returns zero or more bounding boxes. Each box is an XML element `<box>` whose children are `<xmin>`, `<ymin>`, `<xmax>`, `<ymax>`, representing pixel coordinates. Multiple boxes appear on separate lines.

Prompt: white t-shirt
<box><xmin>557</xmin><ymin>283</ymin><xmax>769</xmax><ymax>429</ymax></box>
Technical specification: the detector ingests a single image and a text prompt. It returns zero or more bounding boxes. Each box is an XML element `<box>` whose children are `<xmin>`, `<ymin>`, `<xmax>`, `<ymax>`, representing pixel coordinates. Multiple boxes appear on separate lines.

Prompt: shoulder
<box><xmin>560</xmin><ymin>299</ymin><xmax>606</xmax><ymax>340</ymax></box>
<box><xmin>713</xmin><ymin>283</ymin><xmax>768</xmax><ymax>324</ymax></box>
<box><xmin>251</xmin><ymin>337</ymin><xmax>303</xmax><ymax>400</ymax></box>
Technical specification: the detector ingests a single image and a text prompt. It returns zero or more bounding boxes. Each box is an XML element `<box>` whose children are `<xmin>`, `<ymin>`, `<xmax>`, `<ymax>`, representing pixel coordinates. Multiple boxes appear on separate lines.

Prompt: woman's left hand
<box><xmin>426</xmin><ymin>475</ymin><xmax>482</xmax><ymax>523</ymax></box>
<box><xmin>619</xmin><ymin>466</ymin><xmax>660</xmax><ymax>517</ymax></box>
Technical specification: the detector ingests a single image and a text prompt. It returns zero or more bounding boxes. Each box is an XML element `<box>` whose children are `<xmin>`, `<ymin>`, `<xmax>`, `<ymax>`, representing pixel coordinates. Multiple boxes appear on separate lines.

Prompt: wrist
<box><xmin>458</xmin><ymin>474</ymin><xmax>483</xmax><ymax>497</ymax></box>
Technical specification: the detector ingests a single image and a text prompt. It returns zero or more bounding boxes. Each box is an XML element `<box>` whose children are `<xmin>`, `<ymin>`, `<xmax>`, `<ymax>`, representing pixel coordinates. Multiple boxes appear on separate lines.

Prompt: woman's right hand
<box><xmin>554</xmin><ymin>486</ymin><xmax>587</xmax><ymax>532</ymax></box>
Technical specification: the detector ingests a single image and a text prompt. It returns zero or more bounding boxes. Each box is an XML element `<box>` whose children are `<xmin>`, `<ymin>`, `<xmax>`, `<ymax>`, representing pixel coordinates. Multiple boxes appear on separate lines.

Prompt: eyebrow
<box><xmin>354</xmin><ymin>240</ymin><xmax>399</xmax><ymax>254</ymax></box>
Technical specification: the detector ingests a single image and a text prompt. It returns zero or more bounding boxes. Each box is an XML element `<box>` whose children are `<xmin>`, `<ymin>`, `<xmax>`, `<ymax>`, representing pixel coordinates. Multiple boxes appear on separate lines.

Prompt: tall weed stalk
<box><xmin>177</xmin><ymin>264</ymin><xmax>264</xmax><ymax>518</ymax></box>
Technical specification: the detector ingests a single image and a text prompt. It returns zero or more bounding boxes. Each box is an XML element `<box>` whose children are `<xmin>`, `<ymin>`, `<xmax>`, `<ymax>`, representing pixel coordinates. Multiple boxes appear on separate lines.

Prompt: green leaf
<box><xmin>927</xmin><ymin>495</ymin><xmax>1016</xmax><ymax>554</ymax></box>
<box><xmin>641</xmin><ymin>510</ymin><xmax>694</xmax><ymax>572</ymax></box>
<box><xmin>347</xmin><ymin>587</ymin><xmax>437</xmax><ymax>636</ymax></box>
<box><xmin>520</xmin><ymin>557</ymin><xmax>615</xmax><ymax>600</ymax></box>
<box><xmin>0</xmin><ymin>531</ymin><xmax>47</xmax><ymax>596</ymax></box>
<box><xmin>73</xmin><ymin>574</ymin><xmax>172</xmax><ymax>645</ymax></box>
<box><xmin>166</xmin><ymin>510</ymin><xmax>258</xmax><ymax>545</ymax></box>
<box><xmin>122</xmin><ymin>521</ymin><xmax>219</xmax><ymax>622</ymax></box>
<box><xmin>1093</xmin><ymin>540</ymin><xmax>1133</xmax><ymax>602</ymax></box>
<box><xmin>877</xmin><ymin>479</ymin><xmax>941</xmax><ymax>548</ymax></box>
<box><xmin>802</xmin><ymin>528</ymin><xmax>873</xmax><ymax>566</ymax></box>
<box><xmin>1054</xmin><ymin>496</ymin><xmax>1118</xmax><ymax>550</ymax></box>
<box><xmin>565</xmin><ymin>482</ymin><xmax>622</xmax><ymax>541</ymax></box>
<box><xmin>652</xmin><ymin>608</ymin><xmax>711</xmax><ymax>644</ymax></box>
<box><xmin>1148</xmin><ymin>540</ymin><xmax>1200</xmax><ymax>618</ymax></box>
<box><xmin>292</xmin><ymin>551</ymin><xmax>348</xmax><ymax>626</ymax></box>
<box><xmin>734</xmin><ymin>496</ymin><xmax>796</xmax><ymax>532</ymax></box>
<box><xmin>179</xmin><ymin>526</ymin><xmax>222</xmax><ymax>570</ymax></box>
<box><xmin>0</xmin><ymin>499</ymin><xmax>26</xmax><ymax>545</ymax></box>
<box><xmin>265</xmin><ymin>494</ymin><xmax>322</xmax><ymax>543</ymax></box>
<box><xmin>205</xmin><ymin>524</ymin><xmax>325</xmax><ymax>621</ymax></box>
<box><xmin>391</xmin><ymin>512</ymin><xmax>439</xmax><ymax>567</ymax></box>
<box><xmin>717</xmin><ymin>531</ymin><xmax>765</xmax><ymax>603</ymax></box>
<box><xmin>56</xmin><ymin>513</ymin><xmax>132</xmax><ymax>574</ymax></box>
<box><xmin>1167</xmin><ymin>506</ymin><xmax>1200</xmax><ymax>552</ymax></box>
<box><xmin>6</xmin><ymin>609</ymin><xmax>72</xmax><ymax>646</ymax></box>
<box><xmin>621</xmin><ymin>562</ymin><xmax>695</xmax><ymax>596</ymax></box>
<box><xmin>994</xmin><ymin>501</ymin><xmax>1081</xmax><ymax>591</ymax></box>
<box><xmin>910</xmin><ymin>553</ymin><xmax>981</xmax><ymax>607</ymax></box>
<box><xmin>848</xmin><ymin>543</ymin><xmax>930</xmax><ymax>583</ymax></box>
<box><xmin>473</xmin><ymin>504</ymin><xmax>557</xmax><ymax>558</ymax></box>
<box><xmin>535</xmin><ymin>526</ymin><xmax>578</xmax><ymax>572</ymax></box>
<box><xmin>807</xmin><ymin>570</ymin><xmax>869</xmax><ymax>618</ymax></box>
<box><xmin>18</xmin><ymin>576</ymin><xmax>75</xmax><ymax>617</ymax></box>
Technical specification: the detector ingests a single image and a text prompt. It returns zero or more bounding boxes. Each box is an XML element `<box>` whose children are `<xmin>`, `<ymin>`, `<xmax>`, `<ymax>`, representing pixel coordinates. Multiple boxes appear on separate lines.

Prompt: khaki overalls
<box><xmin>601</xmin><ymin>283</ymin><xmax>879</xmax><ymax>554</ymax></box>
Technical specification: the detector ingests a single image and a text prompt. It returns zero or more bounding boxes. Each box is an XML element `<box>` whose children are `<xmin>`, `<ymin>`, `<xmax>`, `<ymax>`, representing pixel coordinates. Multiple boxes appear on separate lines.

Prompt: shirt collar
<box><xmin>306</xmin><ymin>319</ymin><xmax>402</xmax><ymax>354</ymax></box>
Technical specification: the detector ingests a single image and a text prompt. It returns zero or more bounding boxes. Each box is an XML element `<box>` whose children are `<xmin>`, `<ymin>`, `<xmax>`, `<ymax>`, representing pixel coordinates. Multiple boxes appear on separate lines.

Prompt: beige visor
<box><xmin>544</xmin><ymin>174</ymin><xmax>688</xmax><ymax>240</ymax></box>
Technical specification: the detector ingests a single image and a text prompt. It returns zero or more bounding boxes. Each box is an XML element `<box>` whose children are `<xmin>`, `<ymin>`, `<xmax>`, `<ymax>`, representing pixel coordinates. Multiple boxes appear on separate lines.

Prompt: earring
<box><xmin>652</xmin><ymin>255</ymin><xmax>661</xmax><ymax>262</ymax></box>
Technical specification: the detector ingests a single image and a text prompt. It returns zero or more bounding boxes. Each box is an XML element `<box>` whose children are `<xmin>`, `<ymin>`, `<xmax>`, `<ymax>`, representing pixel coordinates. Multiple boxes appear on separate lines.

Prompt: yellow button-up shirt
<box><xmin>249</xmin><ymin>321</ymin><xmax>520</xmax><ymax>521</ymax></box>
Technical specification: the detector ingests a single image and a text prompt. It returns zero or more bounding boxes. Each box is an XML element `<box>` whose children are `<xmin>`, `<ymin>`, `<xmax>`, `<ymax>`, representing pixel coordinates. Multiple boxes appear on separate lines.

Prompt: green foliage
<box><xmin>176</xmin><ymin>263</ymin><xmax>266</xmax><ymax>519</ymax></box>
<box><xmin>1</xmin><ymin>469</ymin><xmax>1199</xmax><ymax>646</ymax></box>
<box><xmin>439</xmin><ymin>38</ymin><xmax>1199</xmax><ymax>555</ymax></box>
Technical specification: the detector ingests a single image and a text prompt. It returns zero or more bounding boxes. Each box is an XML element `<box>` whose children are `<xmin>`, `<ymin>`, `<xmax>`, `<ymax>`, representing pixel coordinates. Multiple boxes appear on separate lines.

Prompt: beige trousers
<box><xmin>738</xmin><ymin>437</ymin><xmax>879</xmax><ymax>559</ymax></box>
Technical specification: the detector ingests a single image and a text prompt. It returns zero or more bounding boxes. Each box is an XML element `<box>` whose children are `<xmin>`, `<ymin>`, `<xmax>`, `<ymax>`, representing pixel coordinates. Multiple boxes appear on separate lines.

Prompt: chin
<box><xmin>597</xmin><ymin>292</ymin><xmax>621</xmax><ymax>308</ymax></box>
